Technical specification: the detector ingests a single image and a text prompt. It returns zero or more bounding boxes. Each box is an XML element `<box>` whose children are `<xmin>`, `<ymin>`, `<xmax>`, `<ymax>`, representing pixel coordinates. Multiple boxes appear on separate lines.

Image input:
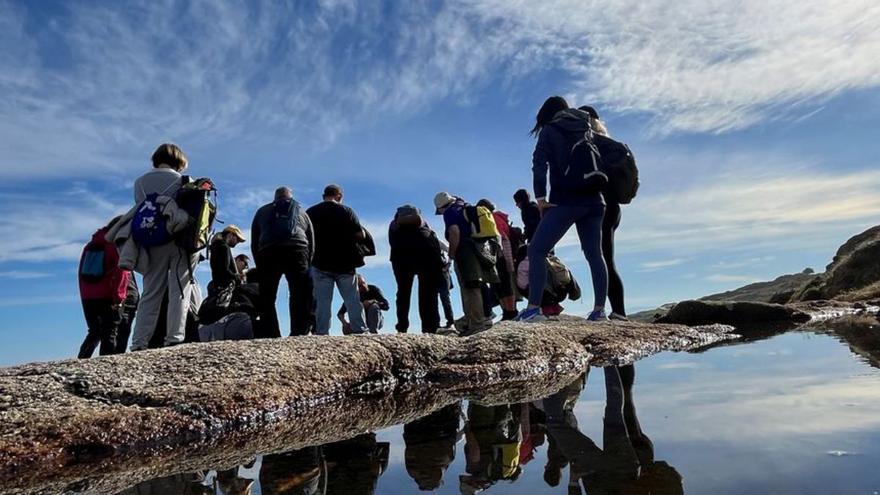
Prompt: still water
<box><xmin>119</xmin><ymin>330</ymin><xmax>880</xmax><ymax>495</ymax></box>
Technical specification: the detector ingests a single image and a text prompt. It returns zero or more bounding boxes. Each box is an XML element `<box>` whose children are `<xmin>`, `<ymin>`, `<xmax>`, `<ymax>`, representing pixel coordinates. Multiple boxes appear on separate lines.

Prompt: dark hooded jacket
<box><xmin>209</xmin><ymin>235</ymin><xmax>238</xmax><ymax>289</ymax></box>
<box><xmin>388</xmin><ymin>214</ymin><xmax>445</xmax><ymax>273</ymax></box>
<box><xmin>251</xmin><ymin>198</ymin><xmax>314</xmax><ymax>258</ymax></box>
<box><xmin>532</xmin><ymin>108</ymin><xmax>605</xmax><ymax>207</ymax></box>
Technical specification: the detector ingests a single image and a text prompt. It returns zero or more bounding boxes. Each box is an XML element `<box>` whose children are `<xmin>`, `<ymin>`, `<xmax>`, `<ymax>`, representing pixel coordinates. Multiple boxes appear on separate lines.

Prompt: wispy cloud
<box><xmin>3</xmin><ymin>0</ymin><xmax>877</xmax><ymax>181</ymax></box>
<box><xmin>0</xmin><ymin>1</ymin><xmax>520</xmax><ymax>179</ymax></box>
<box><xmin>463</xmin><ymin>0</ymin><xmax>880</xmax><ymax>133</ymax></box>
<box><xmin>0</xmin><ymin>271</ymin><xmax>53</xmax><ymax>280</ymax></box>
<box><xmin>0</xmin><ymin>295</ymin><xmax>78</xmax><ymax>307</ymax></box>
<box><xmin>0</xmin><ymin>187</ymin><xmax>127</xmax><ymax>263</ymax></box>
<box><xmin>710</xmin><ymin>257</ymin><xmax>777</xmax><ymax>270</ymax></box>
<box><xmin>705</xmin><ymin>274</ymin><xmax>761</xmax><ymax>284</ymax></box>
<box><xmin>616</xmin><ymin>156</ymin><xmax>880</xmax><ymax>255</ymax></box>
<box><xmin>638</xmin><ymin>258</ymin><xmax>686</xmax><ymax>272</ymax></box>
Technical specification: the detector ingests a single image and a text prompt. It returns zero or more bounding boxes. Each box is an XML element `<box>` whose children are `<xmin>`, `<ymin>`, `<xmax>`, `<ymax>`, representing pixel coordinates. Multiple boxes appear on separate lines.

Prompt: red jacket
<box><xmin>78</xmin><ymin>228</ymin><xmax>130</xmax><ymax>304</ymax></box>
<box><xmin>492</xmin><ymin>211</ymin><xmax>512</xmax><ymax>240</ymax></box>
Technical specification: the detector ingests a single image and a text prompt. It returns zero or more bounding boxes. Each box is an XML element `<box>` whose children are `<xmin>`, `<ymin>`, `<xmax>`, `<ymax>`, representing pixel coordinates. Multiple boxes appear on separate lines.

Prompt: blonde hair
<box><xmin>591</xmin><ymin>118</ymin><xmax>610</xmax><ymax>137</ymax></box>
<box><xmin>151</xmin><ymin>143</ymin><xmax>188</xmax><ymax>171</ymax></box>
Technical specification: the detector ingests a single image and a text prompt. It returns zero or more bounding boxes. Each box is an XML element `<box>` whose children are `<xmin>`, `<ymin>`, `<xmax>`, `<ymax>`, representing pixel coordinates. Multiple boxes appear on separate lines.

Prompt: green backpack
<box><xmin>176</xmin><ymin>177</ymin><xmax>218</xmax><ymax>253</ymax></box>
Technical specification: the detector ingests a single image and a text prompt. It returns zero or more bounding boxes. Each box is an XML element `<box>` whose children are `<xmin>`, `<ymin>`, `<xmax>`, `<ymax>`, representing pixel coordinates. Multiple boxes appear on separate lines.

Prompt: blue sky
<box><xmin>1</xmin><ymin>0</ymin><xmax>879</xmax><ymax>364</ymax></box>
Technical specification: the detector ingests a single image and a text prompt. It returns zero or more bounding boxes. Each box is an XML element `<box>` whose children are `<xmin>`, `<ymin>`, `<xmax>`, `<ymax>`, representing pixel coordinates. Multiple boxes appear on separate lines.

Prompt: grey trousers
<box><xmin>455</xmin><ymin>264</ymin><xmax>492</xmax><ymax>332</ymax></box>
<box><xmin>131</xmin><ymin>242</ymin><xmax>197</xmax><ymax>350</ymax></box>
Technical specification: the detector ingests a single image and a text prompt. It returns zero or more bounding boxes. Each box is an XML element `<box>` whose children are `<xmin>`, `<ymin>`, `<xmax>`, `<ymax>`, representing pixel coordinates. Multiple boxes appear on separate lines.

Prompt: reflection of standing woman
<box><xmin>517</xmin><ymin>96</ymin><xmax>608</xmax><ymax>322</ymax></box>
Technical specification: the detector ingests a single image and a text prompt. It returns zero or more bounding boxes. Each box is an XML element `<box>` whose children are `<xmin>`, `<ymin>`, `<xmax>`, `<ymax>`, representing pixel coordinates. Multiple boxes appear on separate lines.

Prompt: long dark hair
<box><xmin>530</xmin><ymin>96</ymin><xmax>569</xmax><ymax>137</ymax></box>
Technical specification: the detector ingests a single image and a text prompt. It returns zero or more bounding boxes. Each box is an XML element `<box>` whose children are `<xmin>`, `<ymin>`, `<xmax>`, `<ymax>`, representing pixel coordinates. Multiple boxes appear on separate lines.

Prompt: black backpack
<box><xmin>594</xmin><ymin>134</ymin><xmax>639</xmax><ymax>204</ymax></box>
<box><xmin>564</xmin><ymin>131</ymin><xmax>609</xmax><ymax>196</ymax></box>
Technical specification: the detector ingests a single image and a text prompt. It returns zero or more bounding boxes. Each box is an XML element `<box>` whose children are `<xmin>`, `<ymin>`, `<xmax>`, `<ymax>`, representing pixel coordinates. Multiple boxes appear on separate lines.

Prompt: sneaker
<box><xmin>436</xmin><ymin>326</ymin><xmax>458</xmax><ymax>336</ymax></box>
<box><xmin>587</xmin><ymin>309</ymin><xmax>609</xmax><ymax>321</ymax></box>
<box><xmin>609</xmin><ymin>312</ymin><xmax>629</xmax><ymax>321</ymax></box>
<box><xmin>516</xmin><ymin>307</ymin><xmax>548</xmax><ymax>323</ymax></box>
<box><xmin>501</xmin><ymin>310</ymin><xmax>519</xmax><ymax>321</ymax></box>
<box><xmin>461</xmin><ymin>323</ymin><xmax>492</xmax><ymax>337</ymax></box>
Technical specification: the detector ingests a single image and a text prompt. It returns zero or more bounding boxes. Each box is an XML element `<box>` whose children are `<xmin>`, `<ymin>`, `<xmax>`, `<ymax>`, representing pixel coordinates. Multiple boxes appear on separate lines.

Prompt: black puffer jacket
<box><xmin>532</xmin><ymin>108</ymin><xmax>605</xmax><ymax>207</ymax></box>
<box><xmin>209</xmin><ymin>236</ymin><xmax>238</xmax><ymax>289</ymax></box>
<box><xmin>389</xmin><ymin>215</ymin><xmax>444</xmax><ymax>273</ymax></box>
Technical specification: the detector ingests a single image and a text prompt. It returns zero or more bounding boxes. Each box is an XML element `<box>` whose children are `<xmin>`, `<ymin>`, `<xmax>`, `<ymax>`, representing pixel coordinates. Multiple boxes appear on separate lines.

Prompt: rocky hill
<box><xmin>789</xmin><ymin>225</ymin><xmax>880</xmax><ymax>302</ymax></box>
<box><xmin>633</xmin><ymin>225</ymin><xmax>880</xmax><ymax>322</ymax></box>
<box><xmin>700</xmin><ymin>269</ymin><xmax>818</xmax><ymax>304</ymax></box>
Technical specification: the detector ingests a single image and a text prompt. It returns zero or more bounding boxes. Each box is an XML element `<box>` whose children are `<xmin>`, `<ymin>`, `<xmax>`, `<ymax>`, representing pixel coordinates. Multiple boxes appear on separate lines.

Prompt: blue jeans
<box><xmin>527</xmin><ymin>205</ymin><xmax>608</xmax><ymax>308</ymax></box>
<box><xmin>311</xmin><ymin>268</ymin><xmax>366</xmax><ymax>335</ymax></box>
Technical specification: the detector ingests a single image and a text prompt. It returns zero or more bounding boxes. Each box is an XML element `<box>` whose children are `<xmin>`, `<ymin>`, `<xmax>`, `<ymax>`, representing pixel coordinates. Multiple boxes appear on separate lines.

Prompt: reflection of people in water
<box><xmin>459</xmin><ymin>403</ymin><xmax>524</xmax><ymax>494</ymax></box>
<box><xmin>323</xmin><ymin>433</ymin><xmax>390</xmax><ymax>495</ymax></box>
<box><xmin>215</xmin><ymin>465</ymin><xmax>255</xmax><ymax>495</ymax></box>
<box><xmin>403</xmin><ymin>402</ymin><xmax>463</xmax><ymax>491</ymax></box>
<box><xmin>260</xmin><ymin>447</ymin><xmax>325</xmax><ymax>495</ymax></box>
<box><xmin>258</xmin><ymin>434</ymin><xmax>388</xmax><ymax>495</ymax></box>
<box><xmin>543</xmin><ymin>365</ymin><xmax>684</xmax><ymax>494</ymax></box>
<box><xmin>542</xmin><ymin>370</ymin><xmax>589</xmax><ymax>488</ymax></box>
<box><xmin>120</xmin><ymin>472</ymin><xmax>213</xmax><ymax>495</ymax></box>
<box><xmin>518</xmin><ymin>402</ymin><xmax>547</xmax><ymax>467</ymax></box>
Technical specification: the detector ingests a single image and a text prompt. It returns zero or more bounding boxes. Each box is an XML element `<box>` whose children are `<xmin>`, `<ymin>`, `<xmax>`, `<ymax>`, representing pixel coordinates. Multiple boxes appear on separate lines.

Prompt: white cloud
<box><xmin>0</xmin><ymin>1</ymin><xmax>519</xmax><ymax>179</ymax></box>
<box><xmin>638</xmin><ymin>258</ymin><xmax>686</xmax><ymax>272</ymax></box>
<box><xmin>0</xmin><ymin>295</ymin><xmax>78</xmax><ymax>307</ymax></box>
<box><xmin>0</xmin><ymin>271</ymin><xmax>53</xmax><ymax>279</ymax></box>
<box><xmin>4</xmin><ymin>0</ymin><xmax>876</xmax><ymax>182</ymax></box>
<box><xmin>361</xmin><ymin>220</ymin><xmax>392</xmax><ymax>269</ymax></box>
<box><xmin>461</xmin><ymin>0</ymin><xmax>880</xmax><ymax>133</ymax></box>
<box><xmin>705</xmin><ymin>274</ymin><xmax>761</xmax><ymax>284</ymax></box>
<box><xmin>710</xmin><ymin>257</ymin><xmax>776</xmax><ymax>270</ymax></box>
<box><xmin>616</xmin><ymin>157</ymin><xmax>880</xmax><ymax>255</ymax></box>
<box><xmin>0</xmin><ymin>188</ymin><xmax>128</xmax><ymax>263</ymax></box>
<box><xmin>637</xmin><ymin>370</ymin><xmax>880</xmax><ymax>442</ymax></box>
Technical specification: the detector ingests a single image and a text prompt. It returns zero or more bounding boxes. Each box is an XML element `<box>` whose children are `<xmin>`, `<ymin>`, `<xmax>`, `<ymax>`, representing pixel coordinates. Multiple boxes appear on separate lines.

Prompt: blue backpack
<box><xmin>131</xmin><ymin>193</ymin><xmax>171</xmax><ymax>247</ymax></box>
<box><xmin>264</xmin><ymin>198</ymin><xmax>299</xmax><ymax>244</ymax></box>
<box><xmin>80</xmin><ymin>244</ymin><xmax>106</xmax><ymax>282</ymax></box>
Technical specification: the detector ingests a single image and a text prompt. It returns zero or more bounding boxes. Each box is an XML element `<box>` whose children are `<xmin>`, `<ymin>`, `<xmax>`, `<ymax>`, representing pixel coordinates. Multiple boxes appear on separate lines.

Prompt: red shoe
<box><xmin>542</xmin><ymin>304</ymin><xmax>564</xmax><ymax>316</ymax></box>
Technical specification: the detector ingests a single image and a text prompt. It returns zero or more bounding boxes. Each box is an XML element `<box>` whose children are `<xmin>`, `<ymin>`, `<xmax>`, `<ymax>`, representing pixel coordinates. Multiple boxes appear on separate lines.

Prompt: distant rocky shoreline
<box><xmin>632</xmin><ymin>225</ymin><xmax>880</xmax><ymax>326</ymax></box>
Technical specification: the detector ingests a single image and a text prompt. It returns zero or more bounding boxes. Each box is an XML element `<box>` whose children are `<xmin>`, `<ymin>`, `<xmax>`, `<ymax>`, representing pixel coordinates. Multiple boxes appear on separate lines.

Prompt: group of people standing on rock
<box><xmin>77</xmin><ymin>95</ymin><xmax>637</xmax><ymax>356</ymax></box>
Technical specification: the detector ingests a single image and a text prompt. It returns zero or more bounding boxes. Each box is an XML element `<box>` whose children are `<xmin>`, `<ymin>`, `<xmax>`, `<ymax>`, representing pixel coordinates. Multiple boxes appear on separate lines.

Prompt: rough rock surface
<box><xmin>656</xmin><ymin>300</ymin><xmax>811</xmax><ymax>326</ymax></box>
<box><xmin>0</xmin><ymin>318</ymin><xmax>734</xmax><ymax>494</ymax></box>
<box><xmin>791</xmin><ymin>225</ymin><xmax>880</xmax><ymax>302</ymax></box>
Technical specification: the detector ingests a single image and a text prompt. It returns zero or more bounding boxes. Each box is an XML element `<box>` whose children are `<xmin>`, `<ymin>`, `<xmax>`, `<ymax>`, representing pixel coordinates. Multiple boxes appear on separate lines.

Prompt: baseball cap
<box><xmin>222</xmin><ymin>225</ymin><xmax>247</xmax><ymax>242</ymax></box>
<box><xmin>433</xmin><ymin>192</ymin><xmax>456</xmax><ymax>215</ymax></box>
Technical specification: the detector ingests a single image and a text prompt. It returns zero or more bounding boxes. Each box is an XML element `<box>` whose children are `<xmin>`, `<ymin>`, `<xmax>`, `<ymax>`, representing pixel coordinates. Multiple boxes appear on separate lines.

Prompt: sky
<box><xmin>1</xmin><ymin>0</ymin><xmax>879</xmax><ymax>365</ymax></box>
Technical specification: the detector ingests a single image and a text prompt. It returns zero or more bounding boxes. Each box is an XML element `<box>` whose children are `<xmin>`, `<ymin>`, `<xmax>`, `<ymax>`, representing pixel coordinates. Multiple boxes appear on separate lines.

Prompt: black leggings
<box><xmin>602</xmin><ymin>203</ymin><xmax>625</xmax><ymax>315</ymax></box>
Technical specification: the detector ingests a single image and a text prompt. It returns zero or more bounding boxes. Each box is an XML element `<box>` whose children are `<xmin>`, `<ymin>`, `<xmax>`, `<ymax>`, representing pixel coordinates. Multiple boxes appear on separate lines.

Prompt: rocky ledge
<box><xmin>0</xmin><ymin>318</ymin><xmax>733</xmax><ymax>494</ymax></box>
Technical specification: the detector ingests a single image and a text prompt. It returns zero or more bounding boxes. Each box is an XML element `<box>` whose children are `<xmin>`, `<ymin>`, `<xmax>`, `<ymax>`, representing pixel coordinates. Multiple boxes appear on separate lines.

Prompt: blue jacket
<box><xmin>532</xmin><ymin>109</ymin><xmax>604</xmax><ymax>207</ymax></box>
